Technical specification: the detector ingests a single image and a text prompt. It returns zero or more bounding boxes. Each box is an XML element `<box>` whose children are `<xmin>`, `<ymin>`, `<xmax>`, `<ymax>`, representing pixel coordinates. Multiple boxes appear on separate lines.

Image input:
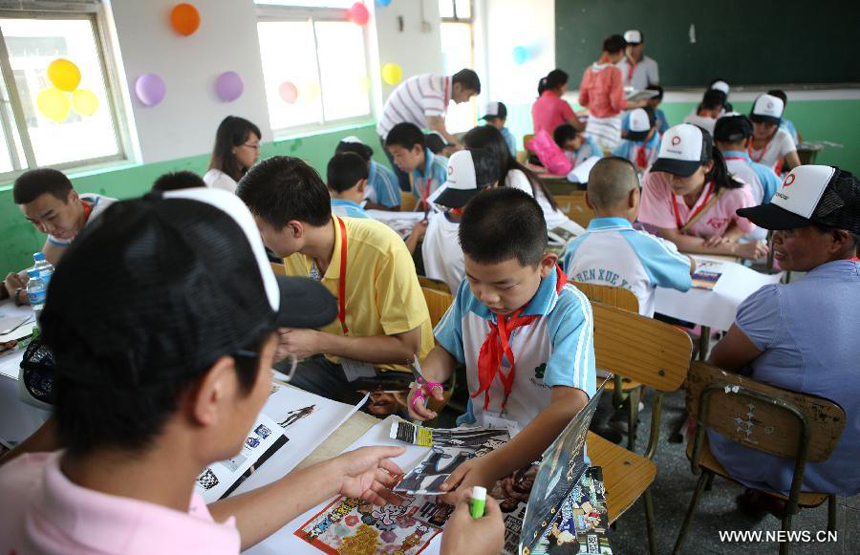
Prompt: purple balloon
<box><xmin>215</xmin><ymin>71</ymin><xmax>244</xmax><ymax>102</ymax></box>
<box><xmin>135</xmin><ymin>73</ymin><xmax>166</xmax><ymax>107</ymax></box>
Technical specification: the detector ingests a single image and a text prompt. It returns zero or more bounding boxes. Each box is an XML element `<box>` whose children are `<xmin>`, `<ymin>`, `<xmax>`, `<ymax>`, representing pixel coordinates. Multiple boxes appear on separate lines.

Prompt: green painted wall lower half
<box><xmin>0</xmin><ymin>123</ymin><xmax>389</xmax><ymax>277</ymax></box>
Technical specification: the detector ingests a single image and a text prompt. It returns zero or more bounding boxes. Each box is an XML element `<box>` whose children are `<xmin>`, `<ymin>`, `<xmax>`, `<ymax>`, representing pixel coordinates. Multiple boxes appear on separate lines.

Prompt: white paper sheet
<box><xmin>0</xmin><ymin>301</ymin><xmax>36</xmax><ymax>343</ymax></box>
<box><xmin>566</xmin><ymin>155</ymin><xmax>601</xmax><ymax>183</ymax></box>
<box><xmin>655</xmin><ymin>256</ymin><xmax>783</xmax><ymax>330</ymax></box>
<box><xmin>365</xmin><ymin>210</ymin><xmax>427</xmax><ymax>239</ymax></box>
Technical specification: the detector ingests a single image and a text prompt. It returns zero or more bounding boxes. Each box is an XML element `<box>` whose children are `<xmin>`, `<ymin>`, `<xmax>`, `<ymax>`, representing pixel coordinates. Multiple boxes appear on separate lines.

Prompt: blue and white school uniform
<box><xmin>722</xmin><ymin>150</ymin><xmax>782</xmax><ymax>242</ymax></box>
<box><xmin>411</xmin><ymin>150</ymin><xmax>448</xmax><ymax>203</ymax></box>
<box><xmin>623</xmin><ymin>108</ymin><xmax>668</xmax><ymax>136</ymax></box>
<box><xmin>330</xmin><ymin>198</ymin><xmax>370</xmax><ymax>220</ymax></box>
<box><xmin>435</xmin><ymin>268</ymin><xmax>596</xmax><ymax>431</ymax></box>
<box><xmin>611</xmin><ymin>133</ymin><xmax>661</xmax><ymax>173</ymax></box>
<box><xmin>565</xmin><ymin>136</ymin><xmax>603</xmax><ymax>168</ymax></box>
<box><xmin>500</xmin><ymin>127</ymin><xmax>517</xmax><ymax>157</ymax></box>
<box><xmin>364</xmin><ymin>161</ymin><xmax>401</xmax><ymax>209</ymax></box>
<box><xmin>561</xmin><ymin>218</ymin><xmax>692</xmax><ymax>317</ymax></box>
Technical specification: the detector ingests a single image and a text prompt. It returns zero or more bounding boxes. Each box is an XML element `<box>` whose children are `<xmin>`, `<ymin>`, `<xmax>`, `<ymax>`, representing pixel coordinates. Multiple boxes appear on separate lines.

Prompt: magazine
<box><xmin>691</xmin><ymin>260</ymin><xmax>726</xmax><ymax>290</ymax></box>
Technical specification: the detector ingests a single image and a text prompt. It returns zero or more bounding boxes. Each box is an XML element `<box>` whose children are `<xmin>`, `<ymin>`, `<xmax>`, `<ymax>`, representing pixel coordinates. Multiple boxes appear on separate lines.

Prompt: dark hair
<box><xmin>643</xmin><ymin>106</ymin><xmax>656</xmax><ymax>127</ymax></box>
<box><xmin>603</xmin><ymin>34</ymin><xmax>627</xmax><ymax>54</ymax></box>
<box><xmin>706</xmin><ymin>147</ymin><xmax>744</xmax><ymax>193</ymax></box>
<box><xmin>699</xmin><ymin>89</ymin><xmax>727</xmax><ymax>112</ymax></box>
<box><xmin>13</xmin><ymin>168</ymin><xmax>73</xmax><ymax>204</ymax></box>
<box><xmin>469</xmin><ymin>147</ymin><xmax>503</xmax><ymax>187</ymax></box>
<box><xmin>767</xmin><ymin>89</ymin><xmax>788</xmax><ymax>106</ymax></box>
<box><xmin>237</xmin><ymin>156</ymin><xmax>331</xmax><ymax>229</ymax></box>
<box><xmin>209</xmin><ymin>116</ymin><xmax>262</xmax><ymax>182</ymax></box>
<box><xmin>335</xmin><ymin>140</ymin><xmax>374</xmax><ymax>162</ymax></box>
<box><xmin>459</xmin><ymin>187</ymin><xmax>547</xmax><ymax>267</ymax></box>
<box><xmin>452</xmin><ymin>69</ymin><xmax>481</xmax><ymax>94</ymax></box>
<box><xmin>425</xmin><ymin>132</ymin><xmax>449</xmax><ymax>155</ymax></box>
<box><xmin>385</xmin><ymin>122</ymin><xmax>426</xmax><ymax>151</ymax></box>
<box><xmin>327</xmin><ymin>152</ymin><xmax>369</xmax><ymax>193</ymax></box>
<box><xmin>553</xmin><ymin>124</ymin><xmax>579</xmax><ymax>148</ymax></box>
<box><xmin>646</xmin><ymin>84</ymin><xmax>664</xmax><ymax>101</ymax></box>
<box><xmin>538</xmin><ymin>69</ymin><xmax>568</xmax><ymax>95</ymax></box>
<box><xmin>53</xmin><ymin>328</ymin><xmax>271</xmax><ymax>455</ymax></box>
<box><xmin>463</xmin><ymin>125</ymin><xmax>559</xmax><ymax>210</ymax></box>
<box><xmin>151</xmin><ymin>171</ymin><xmax>206</xmax><ymax>192</ymax></box>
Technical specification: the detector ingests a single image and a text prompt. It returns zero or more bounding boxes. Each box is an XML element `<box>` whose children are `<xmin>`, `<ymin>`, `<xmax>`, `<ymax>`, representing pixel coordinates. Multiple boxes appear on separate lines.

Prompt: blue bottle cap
<box><xmin>33</xmin><ymin>252</ymin><xmax>46</xmax><ymax>261</ymax></box>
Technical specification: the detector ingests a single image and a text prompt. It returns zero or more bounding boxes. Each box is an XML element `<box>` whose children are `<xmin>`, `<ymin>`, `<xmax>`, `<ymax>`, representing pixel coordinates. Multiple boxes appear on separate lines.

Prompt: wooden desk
<box><xmin>295</xmin><ymin>411</ymin><xmax>380</xmax><ymax>470</ymax></box>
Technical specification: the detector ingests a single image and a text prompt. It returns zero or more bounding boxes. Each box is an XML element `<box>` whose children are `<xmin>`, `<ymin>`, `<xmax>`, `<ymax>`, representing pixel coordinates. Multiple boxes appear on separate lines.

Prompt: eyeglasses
<box><xmin>242</xmin><ymin>143</ymin><xmax>261</xmax><ymax>150</ymax></box>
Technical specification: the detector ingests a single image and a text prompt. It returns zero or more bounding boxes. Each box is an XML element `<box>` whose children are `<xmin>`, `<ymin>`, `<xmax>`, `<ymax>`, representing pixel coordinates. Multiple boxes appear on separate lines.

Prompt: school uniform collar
<box><xmin>38</xmin><ymin>452</ymin><xmax>239</xmax><ymax>554</ymax></box>
<box><xmin>587</xmin><ymin>217</ymin><xmax>634</xmax><ymax>231</ymax></box>
<box><xmin>465</xmin><ymin>265</ymin><xmax>563</xmax><ymax>322</ymax></box>
<box><xmin>723</xmin><ymin>150</ymin><xmax>752</xmax><ymax>162</ymax></box>
<box><xmin>331</xmin><ymin>198</ymin><xmax>364</xmax><ymax>211</ymax></box>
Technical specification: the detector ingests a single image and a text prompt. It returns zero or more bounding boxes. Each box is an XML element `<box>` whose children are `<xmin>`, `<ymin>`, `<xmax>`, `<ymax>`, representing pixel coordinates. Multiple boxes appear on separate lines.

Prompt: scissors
<box><xmin>408</xmin><ymin>355</ymin><xmax>443</xmax><ymax>411</ymax></box>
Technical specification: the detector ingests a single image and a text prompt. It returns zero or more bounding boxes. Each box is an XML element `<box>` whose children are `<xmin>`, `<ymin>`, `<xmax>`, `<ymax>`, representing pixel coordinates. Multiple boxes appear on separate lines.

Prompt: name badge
<box><xmin>341</xmin><ymin>358</ymin><xmax>377</xmax><ymax>382</ymax></box>
<box><xmin>480</xmin><ymin>411</ymin><xmax>520</xmax><ymax>437</ymax></box>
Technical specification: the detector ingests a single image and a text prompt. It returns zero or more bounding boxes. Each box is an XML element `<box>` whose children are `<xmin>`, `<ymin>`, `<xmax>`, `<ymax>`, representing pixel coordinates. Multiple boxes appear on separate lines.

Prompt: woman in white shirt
<box><xmin>463</xmin><ymin>125</ymin><xmax>585</xmax><ymax>236</ymax></box>
<box><xmin>204</xmin><ymin>116</ymin><xmax>262</xmax><ymax>194</ymax></box>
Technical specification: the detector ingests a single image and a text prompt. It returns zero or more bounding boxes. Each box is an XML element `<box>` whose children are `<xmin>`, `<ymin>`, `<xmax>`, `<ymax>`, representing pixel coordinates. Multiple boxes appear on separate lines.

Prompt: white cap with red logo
<box><xmin>750</xmin><ymin>94</ymin><xmax>784</xmax><ymax>124</ymax></box>
<box><xmin>650</xmin><ymin>123</ymin><xmax>712</xmax><ymax>177</ymax></box>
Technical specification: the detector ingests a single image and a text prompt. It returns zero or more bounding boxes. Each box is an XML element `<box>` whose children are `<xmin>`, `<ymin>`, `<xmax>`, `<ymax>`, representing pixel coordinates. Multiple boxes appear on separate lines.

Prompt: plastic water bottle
<box><xmin>26</xmin><ymin>269</ymin><xmax>47</xmax><ymax>325</ymax></box>
<box><xmin>32</xmin><ymin>252</ymin><xmax>54</xmax><ymax>286</ymax></box>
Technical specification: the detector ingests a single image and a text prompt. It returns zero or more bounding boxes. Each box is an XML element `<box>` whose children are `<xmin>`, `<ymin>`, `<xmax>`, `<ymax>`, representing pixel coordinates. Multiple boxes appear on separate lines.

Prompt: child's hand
<box><xmin>703</xmin><ymin>235</ymin><xmax>729</xmax><ymax>248</ymax></box>
<box><xmin>334</xmin><ymin>446</ymin><xmax>405</xmax><ymax>506</ymax></box>
<box><xmin>406</xmin><ymin>381</ymin><xmax>444</xmax><ymax>421</ymax></box>
<box><xmin>735</xmin><ymin>240</ymin><xmax>768</xmax><ymax>260</ymax></box>
<box><xmin>440</xmin><ymin>496</ymin><xmax>505</xmax><ymax>555</ymax></box>
<box><xmin>440</xmin><ymin>456</ymin><xmax>498</xmax><ymax>505</ymax></box>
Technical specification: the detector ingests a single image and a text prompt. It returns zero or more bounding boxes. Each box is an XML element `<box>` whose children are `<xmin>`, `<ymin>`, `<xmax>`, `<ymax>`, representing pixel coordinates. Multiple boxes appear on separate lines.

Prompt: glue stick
<box><xmin>470</xmin><ymin>486</ymin><xmax>487</xmax><ymax>519</ymax></box>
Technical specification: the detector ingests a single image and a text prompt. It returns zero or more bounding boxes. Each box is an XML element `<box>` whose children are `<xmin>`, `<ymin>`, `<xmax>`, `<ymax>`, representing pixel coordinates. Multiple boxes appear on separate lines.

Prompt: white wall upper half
<box><xmin>106</xmin><ymin>0</ymin><xmax>270</xmax><ymax>164</ymax></box>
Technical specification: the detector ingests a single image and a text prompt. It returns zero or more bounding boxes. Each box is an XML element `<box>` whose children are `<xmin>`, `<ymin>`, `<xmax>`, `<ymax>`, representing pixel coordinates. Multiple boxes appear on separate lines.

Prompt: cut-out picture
<box><xmin>197</xmin><ymin>469</ymin><xmax>219</xmax><ymax>490</ymax></box>
<box><xmin>278</xmin><ymin>404</ymin><xmax>317</xmax><ymax>429</ymax></box>
<box><xmin>254</xmin><ymin>424</ymin><xmax>272</xmax><ymax>439</ymax></box>
<box><xmin>245</xmin><ymin>436</ymin><xmax>261</xmax><ymax>449</ymax></box>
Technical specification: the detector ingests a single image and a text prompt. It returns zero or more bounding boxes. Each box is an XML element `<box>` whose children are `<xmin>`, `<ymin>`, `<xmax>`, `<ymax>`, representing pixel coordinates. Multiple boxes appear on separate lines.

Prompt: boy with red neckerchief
<box><xmin>408</xmin><ymin>187</ymin><xmax>596</xmax><ymax>504</ymax></box>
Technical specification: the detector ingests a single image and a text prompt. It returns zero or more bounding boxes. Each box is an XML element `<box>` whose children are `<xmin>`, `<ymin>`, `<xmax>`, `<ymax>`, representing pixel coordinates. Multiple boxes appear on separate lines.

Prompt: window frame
<box><xmin>255</xmin><ymin>3</ymin><xmax>375</xmax><ymax>137</ymax></box>
<box><xmin>439</xmin><ymin>0</ymin><xmax>477</xmax><ymax>133</ymax></box>
<box><xmin>0</xmin><ymin>1</ymin><xmax>132</xmax><ymax>181</ymax></box>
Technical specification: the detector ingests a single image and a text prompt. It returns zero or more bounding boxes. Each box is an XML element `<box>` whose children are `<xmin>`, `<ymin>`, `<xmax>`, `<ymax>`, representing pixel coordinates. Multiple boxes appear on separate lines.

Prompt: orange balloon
<box><xmin>171</xmin><ymin>3</ymin><xmax>200</xmax><ymax>36</ymax></box>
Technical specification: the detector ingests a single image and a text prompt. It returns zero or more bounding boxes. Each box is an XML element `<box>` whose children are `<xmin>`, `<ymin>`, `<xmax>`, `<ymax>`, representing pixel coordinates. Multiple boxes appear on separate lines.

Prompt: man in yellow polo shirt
<box><xmin>237</xmin><ymin>155</ymin><xmax>433</xmax><ymax>402</ymax></box>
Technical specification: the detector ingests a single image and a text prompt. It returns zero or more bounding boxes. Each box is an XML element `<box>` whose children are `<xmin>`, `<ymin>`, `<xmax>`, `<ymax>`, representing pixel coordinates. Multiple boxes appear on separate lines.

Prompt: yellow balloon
<box><xmin>47</xmin><ymin>59</ymin><xmax>81</xmax><ymax>92</ymax></box>
<box><xmin>381</xmin><ymin>63</ymin><xmax>402</xmax><ymax>86</ymax></box>
<box><xmin>300</xmin><ymin>82</ymin><xmax>320</xmax><ymax>103</ymax></box>
<box><xmin>72</xmin><ymin>89</ymin><xmax>99</xmax><ymax>116</ymax></box>
<box><xmin>37</xmin><ymin>88</ymin><xmax>70</xmax><ymax>123</ymax></box>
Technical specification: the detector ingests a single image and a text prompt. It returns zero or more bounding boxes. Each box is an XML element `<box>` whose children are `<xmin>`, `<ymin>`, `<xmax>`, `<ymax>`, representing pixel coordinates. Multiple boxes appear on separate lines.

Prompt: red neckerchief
<box><xmin>672</xmin><ymin>182</ymin><xmax>714</xmax><ymax>229</ymax></box>
<box><xmin>449</xmin><ymin>207</ymin><xmax>464</xmax><ymax>215</ymax></box>
<box><xmin>82</xmin><ymin>200</ymin><xmax>93</xmax><ymax>224</ymax></box>
<box><xmin>848</xmin><ymin>257</ymin><xmax>860</xmax><ymax>263</ymax></box>
<box><xmin>473</xmin><ymin>266</ymin><xmax>568</xmax><ymax>410</ymax></box>
<box><xmin>626</xmin><ymin>57</ymin><xmax>636</xmax><ymax>81</ymax></box>
<box><xmin>636</xmin><ymin>144</ymin><xmax>648</xmax><ymax>170</ymax></box>
<box><xmin>335</xmin><ymin>217</ymin><xmax>349</xmax><ymax>335</ymax></box>
<box><xmin>724</xmin><ymin>155</ymin><xmax>747</xmax><ymax>161</ymax></box>
<box><xmin>748</xmin><ymin>136</ymin><xmax>782</xmax><ymax>175</ymax></box>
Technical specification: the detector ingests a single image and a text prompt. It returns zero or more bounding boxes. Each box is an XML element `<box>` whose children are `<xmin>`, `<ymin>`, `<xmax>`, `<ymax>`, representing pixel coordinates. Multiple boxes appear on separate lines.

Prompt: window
<box><xmin>256</xmin><ymin>2</ymin><xmax>372</xmax><ymax>134</ymax></box>
<box><xmin>439</xmin><ymin>0</ymin><xmax>475</xmax><ymax>134</ymax></box>
<box><xmin>0</xmin><ymin>2</ymin><xmax>127</xmax><ymax>179</ymax></box>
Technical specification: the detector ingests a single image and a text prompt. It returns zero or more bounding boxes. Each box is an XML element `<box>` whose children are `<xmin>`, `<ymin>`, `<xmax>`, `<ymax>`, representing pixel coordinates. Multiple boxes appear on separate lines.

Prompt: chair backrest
<box><xmin>554</xmin><ymin>192</ymin><xmax>593</xmax><ymax>229</ymax></box>
<box><xmin>571</xmin><ymin>281</ymin><xmax>639</xmax><ymax>314</ymax></box>
<box><xmin>590</xmin><ymin>302</ymin><xmax>692</xmax><ymax>392</ymax></box>
<box><xmin>271</xmin><ymin>262</ymin><xmax>287</xmax><ymax>276</ymax></box>
<box><xmin>418</xmin><ymin>275</ymin><xmax>452</xmax><ymax>294</ymax></box>
<box><xmin>422</xmin><ymin>286</ymin><xmax>453</xmax><ymax>328</ymax></box>
<box><xmin>400</xmin><ymin>188</ymin><xmax>417</xmax><ymax>212</ymax></box>
<box><xmin>523</xmin><ymin>133</ymin><xmax>535</xmax><ymax>155</ymax></box>
<box><xmin>686</xmin><ymin>362</ymin><xmax>846</xmax><ymax>463</ymax></box>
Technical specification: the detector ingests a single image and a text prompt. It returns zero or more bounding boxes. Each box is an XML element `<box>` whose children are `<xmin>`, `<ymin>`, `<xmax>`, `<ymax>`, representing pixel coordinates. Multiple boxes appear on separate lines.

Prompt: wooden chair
<box><xmin>571</xmin><ymin>281</ymin><xmax>642</xmax><ymax>449</ymax></box>
<box><xmin>522</xmin><ymin>133</ymin><xmax>535</xmax><ymax>158</ymax></box>
<box><xmin>554</xmin><ymin>191</ymin><xmax>593</xmax><ymax>229</ymax></box>
<box><xmin>421</xmin><ymin>286</ymin><xmax>453</xmax><ymax>329</ymax></box>
<box><xmin>673</xmin><ymin>362</ymin><xmax>847</xmax><ymax>555</ymax></box>
<box><xmin>399</xmin><ymin>188</ymin><xmax>417</xmax><ymax>212</ymax></box>
<box><xmin>417</xmin><ymin>276</ymin><xmax>451</xmax><ymax>295</ymax></box>
<box><xmin>270</xmin><ymin>262</ymin><xmax>287</xmax><ymax>276</ymax></box>
<box><xmin>586</xmin><ymin>303</ymin><xmax>693</xmax><ymax>555</ymax></box>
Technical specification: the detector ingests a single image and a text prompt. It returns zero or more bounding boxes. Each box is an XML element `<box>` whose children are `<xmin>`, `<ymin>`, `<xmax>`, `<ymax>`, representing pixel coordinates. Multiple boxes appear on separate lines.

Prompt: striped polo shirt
<box><xmin>377</xmin><ymin>74</ymin><xmax>451</xmax><ymax>139</ymax></box>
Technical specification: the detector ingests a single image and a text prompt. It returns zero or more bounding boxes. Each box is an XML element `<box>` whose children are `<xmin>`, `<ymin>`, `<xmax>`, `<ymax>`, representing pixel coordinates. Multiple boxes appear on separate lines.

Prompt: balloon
<box><xmin>375</xmin><ymin>0</ymin><xmax>392</xmax><ymax>6</ymax></box>
<box><xmin>37</xmin><ymin>88</ymin><xmax>70</xmax><ymax>123</ymax></box>
<box><xmin>513</xmin><ymin>46</ymin><xmax>529</xmax><ymax>65</ymax></box>
<box><xmin>381</xmin><ymin>63</ymin><xmax>402</xmax><ymax>85</ymax></box>
<box><xmin>300</xmin><ymin>82</ymin><xmax>320</xmax><ymax>102</ymax></box>
<box><xmin>215</xmin><ymin>71</ymin><xmax>244</xmax><ymax>102</ymax></box>
<box><xmin>135</xmin><ymin>73</ymin><xmax>166</xmax><ymax>107</ymax></box>
<box><xmin>71</xmin><ymin>89</ymin><xmax>99</xmax><ymax>116</ymax></box>
<box><xmin>278</xmin><ymin>81</ymin><xmax>298</xmax><ymax>104</ymax></box>
<box><xmin>348</xmin><ymin>3</ymin><xmax>370</xmax><ymax>25</ymax></box>
<box><xmin>47</xmin><ymin>59</ymin><xmax>81</xmax><ymax>92</ymax></box>
<box><xmin>170</xmin><ymin>3</ymin><xmax>200</xmax><ymax>36</ymax></box>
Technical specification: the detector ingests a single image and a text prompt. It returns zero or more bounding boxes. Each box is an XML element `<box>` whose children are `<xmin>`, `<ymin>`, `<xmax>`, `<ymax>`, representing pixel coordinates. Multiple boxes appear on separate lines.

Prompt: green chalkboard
<box><xmin>555</xmin><ymin>0</ymin><xmax>860</xmax><ymax>87</ymax></box>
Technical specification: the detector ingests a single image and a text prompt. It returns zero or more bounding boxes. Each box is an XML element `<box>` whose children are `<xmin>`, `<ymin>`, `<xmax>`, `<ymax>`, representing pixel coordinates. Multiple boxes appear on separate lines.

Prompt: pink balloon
<box><xmin>215</xmin><ymin>71</ymin><xmax>244</xmax><ymax>102</ymax></box>
<box><xmin>279</xmin><ymin>81</ymin><xmax>298</xmax><ymax>104</ymax></box>
<box><xmin>135</xmin><ymin>73</ymin><xmax>166</xmax><ymax>107</ymax></box>
<box><xmin>348</xmin><ymin>3</ymin><xmax>369</xmax><ymax>25</ymax></box>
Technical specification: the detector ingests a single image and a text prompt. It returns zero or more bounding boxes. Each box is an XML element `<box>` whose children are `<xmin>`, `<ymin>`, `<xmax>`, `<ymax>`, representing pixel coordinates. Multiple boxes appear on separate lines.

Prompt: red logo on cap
<box><xmin>671</xmin><ymin>136</ymin><xmax>681</xmax><ymax>146</ymax></box>
<box><xmin>766</xmin><ymin>101</ymin><xmax>774</xmax><ymax>110</ymax></box>
<box><xmin>447</xmin><ymin>165</ymin><xmax>454</xmax><ymax>175</ymax></box>
<box><xmin>783</xmin><ymin>174</ymin><xmax>795</xmax><ymax>187</ymax></box>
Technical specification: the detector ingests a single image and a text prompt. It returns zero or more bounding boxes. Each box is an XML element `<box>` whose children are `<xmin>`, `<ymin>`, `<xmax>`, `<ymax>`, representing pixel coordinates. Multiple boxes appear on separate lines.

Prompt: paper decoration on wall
<box><xmin>215</xmin><ymin>71</ymin><xmax>244</xmax><ymax>102</ymax></box>
<box><xmin>171</xmin><ymin>3</ymin><xmax>200</xmax><ymax>36</ymax></box>
<box><xmin>375</xmin><ymin>0</ymin><xmax>392</xmax><ymax>6</ymax></box>
<box><xmin>513</xmin><ymin>46</ymin><xmax>529</xmax><ymax>64</ymax></box>
<box><xmin>381</xmin><ymin>63</ymin><xmax>402</xmax><ymax>85</ymax></box>
<box><xmin>279</xmin><ymin>81</ymin><xmax>298</xmax><ymax>104</ymax></box>
<box><xmin>47</xmin><ymin>59</ymin><xmax>81</xmax><ymax>92</ymax></box>
<box><xmin>71</xmin><ymin>90</ymin><xmax>99</xmax><ymax>116</ymax></box>
<box><xmin>135</xmin><ymin>73</ymin><xmax>166</xmax><ymax>107</ymax></box>
<box><xmin>299</xmin><ymin>82</ymin><xmax>320</xmax><ymax>103</ymax></box>
<box><xmin>348</xmin><ymin>3</ymin><xmax>370</xmax><ymax>25</ymax></box>
<box><xmin>37</xmin><ymin>88</ymin><xmax>70</xmax><ymax>123</ymax></box>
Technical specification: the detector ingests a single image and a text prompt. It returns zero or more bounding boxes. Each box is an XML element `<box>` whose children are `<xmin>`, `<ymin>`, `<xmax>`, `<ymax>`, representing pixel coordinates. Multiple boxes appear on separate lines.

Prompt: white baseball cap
<box><xmin>339</xmin><ymin>135</ymin><xmax>365</xmax><ymax>144</ymax></box>
<box><xmin>434</xmin><ymin>149</ymin><xmax>500</xmax><ymax>209</ymax></box>
<box><xmin>737</xmin><ymin>165</ymin><xmax>860</xmax><ymax>232</ymax></box>
<box><xmin>750</xmin><ymin>94</ymin><xmax>784</xmax><ymax>125</ymax></box>
<box><xmin>626</xmin><ymin>108</ymin><xmax>653</xmax><ymax>141</ymax></box>
<box><xmin>624</xmin><ymin>30</ymin><xmax>643</xmax><ymax>45</ymax></box>
<box><xmin>650</xmin><ymin>123</ymin><xmax>712</xmax><ymax>177</ymax></box>
<box><xmin>710</xmin><ymin>80</ymin><xmax>730</xmax><ymax>95</ymax></box>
